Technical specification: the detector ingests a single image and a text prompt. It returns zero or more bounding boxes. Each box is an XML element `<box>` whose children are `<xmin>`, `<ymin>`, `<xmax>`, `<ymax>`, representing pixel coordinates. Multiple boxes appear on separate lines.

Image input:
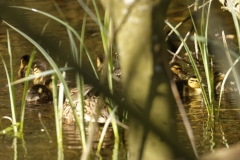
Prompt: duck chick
<box><xmin>214</xmin><ymin>71</ymin><xmax>225</xmax><ymax>91</ymax></box>
<box><xmin>96</xmin><ymin>54</ymin><xmax>122</xmax><ymax>78</ymax></box>
<box><xmin>18</xmin><ymin>55</ymin><xmax>30</xmax><ymax>78</ymax></box>
<box><xmin>18</xmin><ymin>54</ymin><xmax>50</xmax><ymax>85</ymax></box>
<box><xmin>170</xmin><ymin>63</ymin><xmax>188</xmax><ymax>80</ymax></box>
<box><xmin>26</xmin><ymin>84</ymin><xmax>53</xmax><ymax>103</ymax></box>
<box><xmin>214</xmin><ymin>71</ymin><xmax>238</xmax><ymax>93</ymax></box>
<box><xmin>176</xmin><ymin>75</ymin><xmax>202</xmax><ymax>96</ymax></box>
<box><xmin>32</xmin><ymin>59</ymin><xmax>50</xmax><ymax>85</ymax></box>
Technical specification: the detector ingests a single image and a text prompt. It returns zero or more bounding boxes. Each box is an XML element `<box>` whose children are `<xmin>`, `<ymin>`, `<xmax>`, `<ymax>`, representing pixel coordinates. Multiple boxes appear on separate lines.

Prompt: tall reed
<box><xmin>0</xmin><ymin>30</ymin><xmax>18</xmax><ymax>135</ymax></box>
<box><xmin>166</xmin><ymin>1</ymin><xmax>215</xmax><ymax>116</ymax></box>
<box><xmin>217</xmin><ymin>2</ymin><xmax>240</xmax><ymax>112</ymax></box>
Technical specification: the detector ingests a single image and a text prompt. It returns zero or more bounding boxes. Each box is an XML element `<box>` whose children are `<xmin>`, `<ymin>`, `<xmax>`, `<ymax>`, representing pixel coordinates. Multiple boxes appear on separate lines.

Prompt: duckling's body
<box><xmin>176</xmin><ymin>76</ymin><xmax>202</xmax><ymax>96</ymax></box>
<box><xmin>26</xmin><ymin>84</ymin><xmax>53</xmax><ymax>103</ymax></box>
<box><xmin>170</xmin><ymin>63</ymin><xmax>188</xmax><ymax>80</ymax></box>
<box><xmin>32</xmin><ymin>59</ymin><xmax>50</xmax><ymax>85</ymax></box>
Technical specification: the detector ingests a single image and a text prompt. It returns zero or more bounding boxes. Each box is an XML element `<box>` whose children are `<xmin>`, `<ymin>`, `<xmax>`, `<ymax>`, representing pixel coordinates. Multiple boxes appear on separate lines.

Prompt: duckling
<box><xmin>18</xmin><ymin>55</ymin><xmax>53</xmax><ymax>103</ymax></box>
<box><xmin>214</xmin><ymin>71</ymin><xmax>238</xmax><ymax>93</ymax></box>
<box><xmin>176</xmin><ymin>75</ymin><xmax>202</xmax><ymax>96</ymax></box>
<box><xmin>96</xmin><ymin>54</ymin><xmax>122</xmax><ymax>78</ymax></box>
<box><xmin>18</xmin><ymin>54</ymin><xmax>50</xmax><ymax>85</ymax></box>
<box><xmin>170</xmin><ymin>62</ymin><xmax>188</xmax><ymax>80</ymax></box>
<box><xmin>214</xmin><ymin>71</ymin><xmax>225</xmax><ymax>91</ymax></box>
<box><xmin>96</xmin><ymin>55</ymin><xmax>104</xmax><ymax>73</ymax></box>
<box><xmin>32</xmin><ymin>59</ymin><xmax>50</xmax><ymax>85</ymax></box>
<box><xmin>26</xmin><ymin>84</ymin><xmax>53</xmax><ymax>103</ymax></box>
<box><xmin>18</xmin><ymin>55</ymin><xmax>30</xmax><ymax>78</ymax></box>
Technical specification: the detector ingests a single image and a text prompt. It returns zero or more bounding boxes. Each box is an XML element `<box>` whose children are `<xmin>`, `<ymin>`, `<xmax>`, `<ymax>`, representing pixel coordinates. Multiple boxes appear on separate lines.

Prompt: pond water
<box><xmin>0</xmin><ymin>0</ymin><xmax>240</xmax><ymax>159</ymax></box>
<box><xmin>168</xmin><ymin>0</ymin><xmax>240</xmax><ymax>158</ymax></box>
<box><xmin>0</xmin><ymin>0</ymin><xmax>117</xmax><ymax>159</ymax></box>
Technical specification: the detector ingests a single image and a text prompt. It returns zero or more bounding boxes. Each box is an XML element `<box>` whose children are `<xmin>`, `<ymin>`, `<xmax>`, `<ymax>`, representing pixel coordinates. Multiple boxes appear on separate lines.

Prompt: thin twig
<box><xmin>169</xmin><ymin>31</ymin><xmax>191</xmax><ymax>63</ymax></box>
<box><xmin>167</xmin><ymin>49</ymin><xmax>190</xmax><ymax>65</ymax></box>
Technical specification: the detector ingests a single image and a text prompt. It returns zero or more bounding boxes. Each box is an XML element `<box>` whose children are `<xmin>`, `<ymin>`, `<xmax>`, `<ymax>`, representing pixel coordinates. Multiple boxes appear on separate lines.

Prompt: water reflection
<box><xmin>177</xmin><ymin>90</ymin><xmax>240</xmax><ymax>156</ymax></box>
<box><xmin>63</xmin><ymin>123</ymin><xmax>114</xmax><ymax>150</ymax></box>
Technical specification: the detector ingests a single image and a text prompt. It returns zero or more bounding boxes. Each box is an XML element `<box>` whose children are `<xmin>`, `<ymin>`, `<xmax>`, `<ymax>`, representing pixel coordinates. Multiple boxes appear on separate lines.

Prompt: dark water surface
<box><xmin>0</xmin><ymin>0</ymin><xmax>240</xmax><ymax>159</ymax></box>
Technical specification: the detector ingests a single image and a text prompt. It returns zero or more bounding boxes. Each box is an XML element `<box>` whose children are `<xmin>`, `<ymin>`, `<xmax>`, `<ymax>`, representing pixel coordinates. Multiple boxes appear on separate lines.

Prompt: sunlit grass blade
<box><xmin>0</xmin><ymin>30</ymin><xmax>18</xmax><ymax>135</ymax></box>
<box><xmin>217</xmin><ymin>56</ymin><xmax>240</xmax><ymax>111</ymax></box>
<box><xmin>52</xmin><ymin>74</ymin><xmax>64</xmax><ymax>159</ymax></box>
<box><xmin>9</xmin><ymin>6</ymin><xmax>98</xmax><ymax>78</ymax></box>
<box><xmin>3</xmin><ymin>19</ymin><xmax>87</xmax><ymax>152</ymax></box>
<box><xmin>38</xmin><ymin>113</ymin><xmax>52</xmax><ymax>142</ymax></box>
<box><xmin>10</xmin><ymin>67</ymin><xmax>73</xmax><ymax>86</ymax></box>
<box><xmin>0</xmin><ymin>122</ymin><xmax>20</xmax><ymax>135</ymax></box>
<box><xmin>202</xmin><ymin>0</ymin><xmax>214</xmax><ymax>109</ymax></box>
<box><xmin>96</xmin><ymin>107</ymin><xmax>117</xmax><ymax>152</ymax></box>
<box><xmin>2</xmin><ymin>21</ymin><xmax>81</xmax><ymax>127</ymax></box>
<box><xmin>92</xmin><ymin>5</ymin><xmax>120</xmax><ymax>154</ymax></box>
<box><xmin>75</xmin><ymin>73</ymin><xmax>87</xmax><ymax>149</ymax></box>
<box><xmin>19</xmin><ymin>50</ymin><xmax>36</xmax><ymax>132</ymax></box>
<box><xmin>165</xmin><ymin>21</ymin><xmax>211</xmax><ymax>112</ymax></box>
<box><xmin>188</xmin><ymin>4</ymin><xmax>214</xmax><ymax>114</ymax></box>
<box><xmin>227</xmin><ymin>2</ymin><xmax>240</xmax><ymax>95</ymax></box>
<box><xmin>0</xmin><ymin>54</ymin><xmax>18</xmax><ymax>135</ymax></box>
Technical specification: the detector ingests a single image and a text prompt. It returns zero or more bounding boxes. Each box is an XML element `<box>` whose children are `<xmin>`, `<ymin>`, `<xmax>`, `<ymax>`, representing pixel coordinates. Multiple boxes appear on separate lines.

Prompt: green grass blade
<box><xmin>9</xmin><ymin>6</ymin><xmax>98</xmax><ymax>78</ymax></box>
<box><xmin>0</xmin><ymin>54</ymin><xmax>18</xmax><ymax>135</ymax></box>
<box><xmin>165</xmin><ymin>21</ymin><xmax>211</xmax><ymax>111</ymax></box>
<box><xmin>19</xmin><ymin>51</ymin><xmax>36</xmax><ymax>132</ymax></box>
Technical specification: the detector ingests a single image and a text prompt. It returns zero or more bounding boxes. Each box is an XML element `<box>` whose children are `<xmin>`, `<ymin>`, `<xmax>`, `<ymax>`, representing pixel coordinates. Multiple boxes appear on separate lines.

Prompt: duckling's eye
<box><xmin>173</xmin><ymin>67</ymin><xmax>181</xmax><ymax>71</ymax></box>
<box><xmin>189</xmin><ymin>79</ymin><xmax>199</xmax><ymax>83</ymax></box>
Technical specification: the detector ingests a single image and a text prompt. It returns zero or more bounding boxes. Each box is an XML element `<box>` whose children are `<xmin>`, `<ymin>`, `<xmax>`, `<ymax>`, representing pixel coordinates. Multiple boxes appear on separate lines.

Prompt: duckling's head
<box><xmin>170</xmin><ymin>63</ymin><xmax>188</xmax><ymax>80</ymax></box>
<box><xmin>20</xmin><ymin>55</ymin><xmax>30</xmax><ymax>67</ymax></box>
<box><xmin>32</xmin><ymin>60</ymin><xmax>49</xmax><ymax>74</ymax></box>
<box><xmin>188</xmin><ymin>76</ymin><xmax>201</xmax><ymax>89</ymax></box>
<box><xmin>214</xmin><ymin>71</ymin><xmax>225</xmax><ymax>83</ymax></box>
<box><xmin>96</xmin><ymin>55</ymin><xmax>104</xmax><ymax>71</ymax></box>
<box><xmin>170</xmin><ymin>63</ymin><xmax>182</xmax><ymax>74</ymax></box>
<box><xmin>18</xmin><ymin>55</ymin><xmax>30</xmax><ymax>78</ymax></box>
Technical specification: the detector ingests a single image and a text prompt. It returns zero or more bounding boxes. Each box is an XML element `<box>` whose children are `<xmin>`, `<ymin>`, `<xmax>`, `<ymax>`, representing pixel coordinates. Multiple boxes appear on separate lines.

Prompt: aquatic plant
<box><xmin>166</xmin><ymin>1</ymin><xmax>215</xmax><ymax>116</ymax></box>
<box><xmin>1</xmin><ymin>1</ymin><xmax>124</xmax><ymax>159</ymax></box>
